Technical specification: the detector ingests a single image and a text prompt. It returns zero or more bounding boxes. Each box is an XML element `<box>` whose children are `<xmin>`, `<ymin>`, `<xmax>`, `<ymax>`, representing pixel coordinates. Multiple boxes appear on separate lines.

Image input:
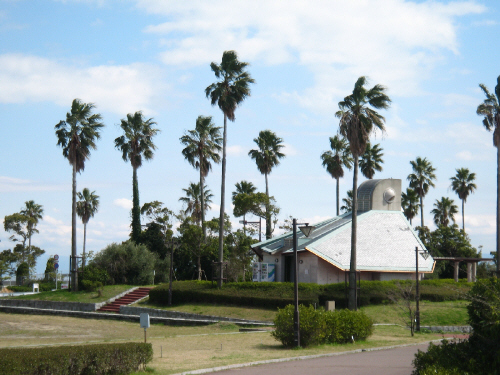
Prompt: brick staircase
<box><xmin>97</xmin><ymin>287</ymin><xmax>153</xmax><ymax>313</ymax></box>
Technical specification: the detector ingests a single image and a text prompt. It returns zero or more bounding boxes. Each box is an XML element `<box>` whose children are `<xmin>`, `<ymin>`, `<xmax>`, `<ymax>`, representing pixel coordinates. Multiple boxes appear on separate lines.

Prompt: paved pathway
<box><xmin>200</xmin><ymin>343</ymin><xmax>430</xmax><ymax>375</ymax></box>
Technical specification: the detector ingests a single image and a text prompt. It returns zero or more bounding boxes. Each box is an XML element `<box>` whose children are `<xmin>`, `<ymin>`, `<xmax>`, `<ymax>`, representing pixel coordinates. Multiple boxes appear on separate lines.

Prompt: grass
<box><xmin>0</xmin><ymin>312</ymin><xmax>447</xmax><ymax>375</ymax></box>
<box><xmin>4</xmin><ymin>285</ymin><xmax>134</xmax><ymax>303</ymax></box>
<box><xmin>360</xmin><ymin>300</ymin><xmax>469</xmax><ymax>327</ymax></box>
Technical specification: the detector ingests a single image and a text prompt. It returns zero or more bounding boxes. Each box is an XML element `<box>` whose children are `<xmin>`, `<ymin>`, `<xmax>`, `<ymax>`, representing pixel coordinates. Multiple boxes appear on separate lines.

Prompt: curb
<box><xmin>172</xmin><ymin>340</ymin><xmax>443</xmax><ymax>375</ymax></box>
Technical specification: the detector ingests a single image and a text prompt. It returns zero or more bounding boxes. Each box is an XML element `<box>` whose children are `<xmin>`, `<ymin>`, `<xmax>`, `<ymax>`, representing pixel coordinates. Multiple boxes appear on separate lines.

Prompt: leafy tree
<box><xmin>408</xmin><ymin>156</ymin><xmax>436</xmax><ymax>229</ymax></box>
<box><xmin>114</xmin><ymin>111</ymin><xmax>159</xmax><ymax>243</ymax></box>
<box><xmin>420</xmin><ymin>224</ymin><xmax>478</xmax><ymax>278</ymax></box>
<box><xmin>76</xmin><ymin>188</ymin><xmax>99</xmax><ymax>268</ymax></box>
<box><xmin>477</xmin><ymin>76</ymin><xmax>500</xmax><ymax>278</ymax></box>
<box><xmin>401</xmin><ymin>188</ymin><xmax>420</xmax><ymax>225</ymax></box>
<box><xmin>336</xmin><ymin>76</ymin><xmax>391</xmax><ymax>310</ymax></box>
<box><xmin>279</xmin><ymin>215</ymin><xmax>294</xmax><ymax>232</ymax></box>
<box><xmin>91</xmin><ymin>241</ymin><xmax>157</xmax><ymax>285</ymax></box>
<box><xmin>180</xmin><ymin>115</ymin><xmax>222</xmax><ymax>240</ymax></box>
<box><xmin>232</xmin><ymin>181</ymin><xmax>257</xmax><ymax>234</ymax></box>
<box><xmin>248</xmin><ymin>129</ymin><xmax>286</xmax><ymax>239</ymax></box>
<box><xmin>431</xmin><ymin>197</ymin><xmax>459</xmax><ymax>227</ymax></box>
<box><xmin>179</xmin><ymin>182</ymin><xmax>213</xmax><ymax>225</ymax></box>
<box><xmin>206</xmin><ymin>50</ymin><xmax>255</xmax><ymax>287</ymax></box>
<box><xmin>225</xmin><ymin>230</ymin><xmax>257</xmax><ymax>282</ymax></box>
<box><xmin>341</xmin><ymin>189</ymin><xmax>353</xmax><ymax>213</ymax></box>
<box><xmin>450</xmin><ymin>168</ymin><xmax>477</xmax><ymax>232</ymax></box>
<box><xmin>359</xmin><ymin>142</ymin><xmax>383</xmax><ymax>179</ymax></box>
<box><xmin>320</xmin><ymin>135</ymin><xmax>353</xmax><ymax>216</ymax></box>
<box><xmin>55</xmin><ymin>98</ymin><xmax>104</xmax><ymax>291</ymax></box>
<box><xmin>44</xmin><ymin>257</ymin><xmax>56</xmax><ymax>282</ymax></box>
<box><xmin>139</xmin><ymin>201</ymin><xmax>174</xmax><ymax>264</ymax></box>
<box><xmin>20</xmin><ymin>200</ymin><xmax>43</xmax><ymax>257</ymax></box>
<box><xmin>0</xmin><ymin>250</ymin><xmax>18</xmax><ymax>282</ymax></box>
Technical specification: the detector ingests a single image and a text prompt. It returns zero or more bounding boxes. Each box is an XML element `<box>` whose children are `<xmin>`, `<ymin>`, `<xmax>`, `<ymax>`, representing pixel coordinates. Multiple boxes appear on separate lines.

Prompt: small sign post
<box><xmin>54</xmin><ymin>255</ymin><xmax>59</xmax><ymax>290</ymax></box>
<box><xmin>140</xmin><ymin>313</ymin><xmax>150</xmax><ymax>343</ymax></box>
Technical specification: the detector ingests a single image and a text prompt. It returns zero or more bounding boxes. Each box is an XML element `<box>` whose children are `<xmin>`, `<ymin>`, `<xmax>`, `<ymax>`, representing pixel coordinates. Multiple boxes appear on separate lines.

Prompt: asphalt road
<box><xmin>210</xmin><ymin>343</ymin><xmax>429</xmax><ymax>375</ymax></box>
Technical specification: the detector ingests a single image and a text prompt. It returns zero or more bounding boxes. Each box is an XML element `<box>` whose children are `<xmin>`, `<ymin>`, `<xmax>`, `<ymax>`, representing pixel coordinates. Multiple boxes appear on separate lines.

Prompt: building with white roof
<box><xmin>251</xmin><ymin>178</ymin><xmax>435</xmax><ymax>284</ymax></box>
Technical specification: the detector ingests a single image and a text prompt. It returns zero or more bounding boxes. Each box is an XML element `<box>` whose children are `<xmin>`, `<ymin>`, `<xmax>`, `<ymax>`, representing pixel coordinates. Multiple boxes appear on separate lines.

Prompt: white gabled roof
<box><xmin>251</xmin><ymin>210</ymin><xmax>434</xmax><ymax>273</ymax></box>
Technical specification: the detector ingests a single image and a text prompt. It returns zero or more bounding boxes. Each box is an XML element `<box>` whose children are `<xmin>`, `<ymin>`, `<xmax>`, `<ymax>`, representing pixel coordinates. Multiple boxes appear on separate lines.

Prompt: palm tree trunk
<box><xmin>420</xmin><ymin>183</ymin><xmax>425</xmax><ymax>228</ymax></box>
<box><xmin>336</xmin><ymin>177</ymin><xmax>340</xmax><ymax>216</ymax></box>
<box><xmin>218</xmin><ymin>113</ymin><xmax>227</xmax><ymax>288</ymax></box>
<box><xmin>200</xmin><ymin>171</ymin><xmax>206</xmax><ymax>241</ymax></box>
<box><xmin>82</xmin><ymin>222</ymin><xmax>87</xmax><ymax>268</ymax></box>
<box><xmin>348</xmin><ymin>156</ymin><xmax>359</xmax><ymax>311</ymax></box>
<box><xmin>71</xmin><ymin>163</ymin><xmax>78</xmax><ymax>292</ymax></box>
<box><xmin>462</xmin><ymin>199</ymin><xmax>465</xmax><ymax>232</ymax></box>
<box><xmin>132</xmin><ymin>166</ymin><xmax>141</xmax><ymax>242</ymax></box>
<box><xmin>265</xmin><ymin>172</ymin><xmax>271</xmax><ymax>239</ymax></box>
<box><xmin>197</xmin><ymin>254</ymin><xmax>202</xmax><ymax>281</ymax></box>
<box><xmin>497</xmin><ymin>146</ymin><xmax>500</xmax><ymax>278</ymax></box>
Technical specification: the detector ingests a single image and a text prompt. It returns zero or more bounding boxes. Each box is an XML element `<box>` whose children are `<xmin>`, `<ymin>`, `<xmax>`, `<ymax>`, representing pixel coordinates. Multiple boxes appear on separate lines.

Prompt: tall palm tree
<box><xmin>450</xmin><ymin>168</ymin><xmax>477</xmax><ymax>231</ymax></box>
<box><xmin>408</xmin><ymin>157</ymin><xmax>436</xmax><ymax>228</ymax></box>
<box><xmin>180</xmin><ymin>115</ymin><xmax>222</xmax><ymax>240</ymax></box>
<box><xmin>115</xmin><ymin>111</ymin><xmax>159</xmax><ymax>243</ymax></box>
<box><xmin>336</xmin><ymin>76</ymin><xmax>391</xmax><ymax>311</ymax></box>
<box><xmin>55</xmin><ymin>98</ymin><xmax>104</xmax><ymax>291</ymax></box>
<box><xmin>477</xmin><ymin>76</ymin><xmax>500</xmax><ymax>278</ymax></box>
<box><xmin>179</xmin><ymin>182</ymin><xmax>213</xmax><ymax>225</ymax></box>
<box><xmin>431</xmin><ymin>197</ymin><xmax>458</xmax><ymax>227</ymax></box>
<box><xmin>401</xmin><ymin>188</ymin><xmax>420</xmax><ymax>226</ymax></box>
<box><xmin>232</xmin><ymin>181</ymin><xmax>257</xmax><ymax>234</ymax></box>
<box><xmin>20</xmin><ymin>200</ymin><xmax>43</xmax><ymax>256</ymax></box>
<box><xmin>359</xmin><ymin>142</ymin><xmax>384</xmax><ymax>179</ymax></box>
<box><xmin>248</xmin><ymin>130</ymin><xmax>286</xmax><ymax>239</ymax></box>
<box><xmin>76</xmin><ymin>188</ymin><xmax>99</xmax><ymax>268</ymax></box>
<box><xmin>206</xmin><ymin>50</ymin><xmax>255</xmax><ymax>287</ymax></box>
<box><xmin>321</xmin><ymin>135</ymin><xmax>353</xmax><ymax>216</ymax></box>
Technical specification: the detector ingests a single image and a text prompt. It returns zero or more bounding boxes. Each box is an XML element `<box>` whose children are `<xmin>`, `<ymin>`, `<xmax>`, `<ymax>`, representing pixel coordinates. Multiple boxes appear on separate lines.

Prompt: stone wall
<box><xmin>0</xmin><ymin>299</ymin><xmax>98</xmax><ymax>312</ymax></box>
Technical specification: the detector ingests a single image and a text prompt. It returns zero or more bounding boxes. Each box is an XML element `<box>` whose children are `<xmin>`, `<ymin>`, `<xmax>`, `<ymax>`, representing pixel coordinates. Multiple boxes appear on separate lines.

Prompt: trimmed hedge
<box><xmin>271</xmin><ymin>304</ymin><xmax>374</xmax><ymax>347</ymax></box>
<box><xmin>0</xmin><ymin>342</ymin><xmax>153</xmax><ymax>375</ymax></box>
<box><xmin>149</xmin><ymin>279</ymin><xmax>472</xmax><ymax>310</ymax></box>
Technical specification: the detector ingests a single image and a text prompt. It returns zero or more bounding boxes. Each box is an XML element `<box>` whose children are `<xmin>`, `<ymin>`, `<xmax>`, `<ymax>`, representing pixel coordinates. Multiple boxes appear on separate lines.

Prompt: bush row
<box><xmin>149</xmin><ymin>279</ymin><xmax>472</xmax><ymax>309</ymax></box>
<box><xmin>272</xmin><ymin>304</ymin><xmax>374</xmax><ymax>347</ymax></box>
<box><xmin>0</xmin><ymin>342</ymin><xmax>153</xmax><ymax>375</ymax></box>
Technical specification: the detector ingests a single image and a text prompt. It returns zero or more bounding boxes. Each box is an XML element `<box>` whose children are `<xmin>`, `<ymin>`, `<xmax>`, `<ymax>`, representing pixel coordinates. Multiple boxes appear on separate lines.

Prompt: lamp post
<box><xmin>239</xmin><ymin>217</ymin><xmax>262</xmax><ymax>242</ymax></box>
<box><xmin>292</xmin><ymin>218</ymin><xmax>315</xmax><ymax>348</ymax></box>
<box><xmin>415</xmin><ymin>246</ymin><xmax>429</xmax><ymax>332</ymax></box>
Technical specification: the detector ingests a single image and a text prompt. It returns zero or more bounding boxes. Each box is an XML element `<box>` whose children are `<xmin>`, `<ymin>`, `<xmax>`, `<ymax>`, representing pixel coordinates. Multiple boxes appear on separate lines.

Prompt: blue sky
<box><xmin>0</xmin><ymin>0</ymin><xmax>498</xmax><ymax>274</ymax></box>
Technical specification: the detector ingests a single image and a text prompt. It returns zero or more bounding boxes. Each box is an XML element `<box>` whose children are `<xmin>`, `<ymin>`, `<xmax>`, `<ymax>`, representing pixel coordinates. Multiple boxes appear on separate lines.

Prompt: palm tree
<box><xmin>180</xmin><ymin>115</ymin><xmax>222</xmax><ymax>240</ymax></box>
<box><xmin>477</xmin><ymin>76</ymin><xmax>500</xmax><ymax>278</ymax></box>
<box><xmin>20</xmin><ymin>200</ymin><xmax>43</xmax><ymax>256</ymax></box>
<box><xmin>248</xmin><ymin>130</ymin><xmax>286</xmax><ymax>239</ymax></box>
<box><xmin>232</xmin><ymin>181</ymin><xmax>257</xmax><ymax>234</ymax></box>
<box><xmin>359</xmin><ymin>142</ymin><xmax>384</xmax><ymax>179</ymax></box>
<box><xmin>450</xmin><ymin>168</ymin><xmax>477</xmax><ymax>231</ymax></box>
<box><xmin>76</xmin><ymin>188</ymin><xmax>99</xmax><ymax>268</ymax></box>
<box><xmin>115</xmin><ymin>111</ymin><xmax>159</xmax><ymax>243</ymax></box>
<box><xmin>401</xmin><ymin>188</ymin><xmax>420</xmax><ymax>226</ymax></box>
<box><xmin>408</xmin><ymin>157</ymin><xmax>436</xmax><ymax>228</ymax></box>
<box><xmin>341</xmin><ymin>190</ymin><xmax>353</xmax><ymax>213</ymax></box>
<box><xmin>321</xmin><ymin>135</ymin><xmax>353</xmax><ymax>216</ymax></box>
<box><xmin>55</xmin><ymin>98</ymin><xmax>104</xmax><ymax>291</ymax></box>
<box><xmin>431</xmin><ymin>197</ymin><xmax>458</xmax><ymax>227</ymax></box>
<box><xmin>336</xmin><ymin>76</ymin><xmax>391</xmax><ymax>311</ymax></box>
<box><xmin>206</xmin><ymin>50</ymin><xmax>255</xmax><ymax>287</ymax></box>
<box><xmin>179</xmin><ymin>182</ymin><xmax>213</xmax><ymax>225</ymax></box>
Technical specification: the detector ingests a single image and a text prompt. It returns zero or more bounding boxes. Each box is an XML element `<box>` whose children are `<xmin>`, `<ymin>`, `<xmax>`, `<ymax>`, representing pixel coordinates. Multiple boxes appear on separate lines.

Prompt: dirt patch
<box><xmin>1</xmin><ymin>287</ymin><xmax>13</xmax><ymax>293</ymax></box>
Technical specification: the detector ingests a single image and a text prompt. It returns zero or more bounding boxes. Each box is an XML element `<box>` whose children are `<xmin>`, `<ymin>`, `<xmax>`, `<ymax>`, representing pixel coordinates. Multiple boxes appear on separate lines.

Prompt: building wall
<box><xmin>371</xmin><ymin>179</ymin><xmax>402</xmax><ymax>211</ymax></box>
<box><xmin>297</xmin><ymin>252</ymin><xmax>318</xmax><ymax>283</ymax></box>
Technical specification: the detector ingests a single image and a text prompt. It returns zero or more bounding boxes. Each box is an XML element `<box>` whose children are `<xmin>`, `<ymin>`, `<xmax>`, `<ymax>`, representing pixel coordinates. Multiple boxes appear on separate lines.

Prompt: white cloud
<box><xmin>114</xmin><ymin>198</ymin><xmax>133</xmax><ymax>209</ymax></box>
<box><xmin>464</xmin><ymin>214</ymin><xmax>496</xmax><ymax>235</ymax></box>
<box><xmin>0</xmin><ymin>54</ymin><xmax>165</xmax><ymax>114</ymax></box>
<box><xmin>455</xmin><ymin>150</ymin><xmax>490</xmax><ymax>161</ymax></box>
<box><xmin>138</xmin><ymin>0</ymin><xmax>484</xmax><ymax>111</ymax></box>
<box><xmin>283</xmin><ymin>143</ymin><xmax>298</xmax><ymax>157</ymax></box>
<box><xmin>0</xmin><ymin>176</ymin><xmax>66</xmax><ymax>193</ymax></box>
<box><xmin>226</xmin><ymin>145</ymin><xmax>245</xmax><ymax>156</ymax></box>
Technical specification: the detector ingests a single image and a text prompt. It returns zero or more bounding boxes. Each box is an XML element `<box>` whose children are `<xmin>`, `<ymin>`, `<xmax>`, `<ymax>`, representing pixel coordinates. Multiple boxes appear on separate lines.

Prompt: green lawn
<box><xmin>5</xmin><ymin>285</ymin><xmax>135</xmax><ymax>303</ymax></box>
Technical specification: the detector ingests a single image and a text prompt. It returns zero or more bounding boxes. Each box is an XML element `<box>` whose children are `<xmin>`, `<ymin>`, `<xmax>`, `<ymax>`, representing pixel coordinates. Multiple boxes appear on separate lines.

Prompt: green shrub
<box><xmin>272</xmin><ymin>304</ymin><xmax>374</xmax><ymax>348</ymax></box>
<box><xmin>0</xmin><ymin>342</ymin><xmax>153</xmax><ymax>375</ymax></box>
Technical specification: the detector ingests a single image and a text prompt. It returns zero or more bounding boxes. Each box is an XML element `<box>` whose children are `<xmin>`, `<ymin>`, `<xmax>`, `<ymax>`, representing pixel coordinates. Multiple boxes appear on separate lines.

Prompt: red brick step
<box><xmin>97</xmin><ymin>287</ymin><xmax>153</xmax><ymax>313</ymax></box>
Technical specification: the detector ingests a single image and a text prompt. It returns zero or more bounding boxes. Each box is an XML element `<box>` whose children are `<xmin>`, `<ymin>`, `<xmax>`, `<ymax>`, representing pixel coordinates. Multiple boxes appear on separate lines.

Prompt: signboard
<box><xmin>252</xmin><ymin>263</ymin><xmax>261</xmax><ymax>282</ymax></box>
<box><xmin>54</xmin><ymin>254</ymin><xmax>59</xmax><ymax>261</ymax></box>
<box><xmin>261</xmin><ymin>263</ymin><xmax>268</xmax><ymax>282</ymax></box>
<box><xmin>61</xmin><ymin>283</ymin><xmax>69</xmax><ymax>289</ymax></box>
<box><xmin>54</xmin><ymin>263</ymin><xmax>59</xmax><ymax>270</ymax></box>
<box><xmin>140</xmin><ymin>313</ymin><xmax>150</xmax><ymax>329</ymax></box>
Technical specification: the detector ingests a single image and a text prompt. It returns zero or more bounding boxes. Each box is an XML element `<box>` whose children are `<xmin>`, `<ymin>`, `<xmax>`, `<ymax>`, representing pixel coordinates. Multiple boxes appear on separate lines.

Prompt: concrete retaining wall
<box><xmin>120</xmin><ymin>305</ymin><xmax>270</xmax><ymax>325</ymax></box>
<box><xmin>0</xmin><ymin>299</ymin><xmax>98</xmax><ymax>312</ymax></box>
<box><xmin>422</xmin><ymin>325</ymin><xmax>472</xmax><ymax>333</ymax></box>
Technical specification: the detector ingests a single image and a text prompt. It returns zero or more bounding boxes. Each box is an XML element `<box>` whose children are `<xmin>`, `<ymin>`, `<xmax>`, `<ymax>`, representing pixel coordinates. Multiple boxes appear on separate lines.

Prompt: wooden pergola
<box><xmin>433</xmin><ymin>257</ymin><xmax>495</xmax><ymax>282</ymax></box>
